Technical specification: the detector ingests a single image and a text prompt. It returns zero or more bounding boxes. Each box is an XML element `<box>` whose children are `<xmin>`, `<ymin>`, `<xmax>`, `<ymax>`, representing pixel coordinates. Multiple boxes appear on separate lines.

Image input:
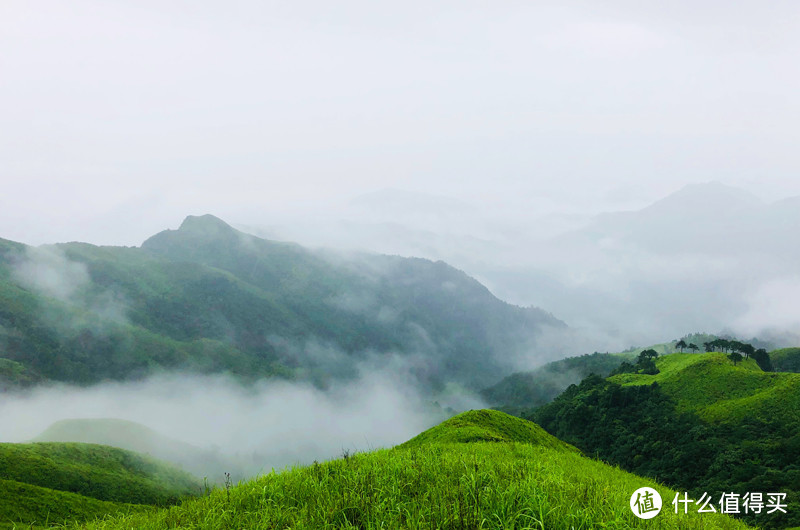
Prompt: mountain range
<box><xmin>0</xmin><ymin>214</ymin><xmax>563</xmax><ymax>390</ymax></box>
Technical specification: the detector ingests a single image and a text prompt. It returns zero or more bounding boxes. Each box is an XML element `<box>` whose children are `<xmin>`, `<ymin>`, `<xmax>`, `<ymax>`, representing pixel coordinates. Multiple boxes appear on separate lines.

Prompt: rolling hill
<box><xmin>0</xmin><ymin>442</ymin><xmax>201</xmax><ymax>528</ymax></box>
<box><xmin>72</xmin><ymin>410</ymin><xmax>750</xmax><ymax>529</ymax></box>
<box><xmin>32</xmin><ymin>418</ymin><xmax>242</xmax><ymax>482</ymax></box>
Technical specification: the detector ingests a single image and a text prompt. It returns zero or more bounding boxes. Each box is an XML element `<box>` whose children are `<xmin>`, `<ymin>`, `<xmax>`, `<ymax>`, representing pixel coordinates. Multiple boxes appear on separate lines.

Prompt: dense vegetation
<box><xmin>531</xmin><ymin>353</ymin><xmax>800</xmax><ymax>529</ymax></box>
<box><xmin>0</xmin><ymin>442</ymin><xmax>201</xmax><ymax>528</ymax></box>
<box><xmin>771</xmin><ymin>347</ymin><xmax>800</xmax><ymax>373</ymax></box>
<box><xmin>480</xmin><ymin>352</ymin><xmax>635</xmax><ymax>412</ymax></box>
<box><xmin>71</xmin><ymin>410</ymin><xmax>749</xmax><ymax>529</ymax></box>
<box><xmin>0</xmin><ymin>215</ymin><xmax>563</xmax><ymax>390</ymax></box>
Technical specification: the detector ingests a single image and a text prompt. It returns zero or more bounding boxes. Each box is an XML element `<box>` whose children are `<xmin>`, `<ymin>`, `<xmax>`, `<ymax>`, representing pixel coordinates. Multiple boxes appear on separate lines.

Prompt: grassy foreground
<box><xmin>71</xmin><ymin>411</ymin><xmax>750</xmax><ymax>529</ymax></box>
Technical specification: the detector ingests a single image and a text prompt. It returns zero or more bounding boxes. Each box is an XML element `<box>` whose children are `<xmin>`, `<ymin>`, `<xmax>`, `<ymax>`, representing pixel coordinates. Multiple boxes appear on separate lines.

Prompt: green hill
<box><xmin>771</xmin><ymin>347</ymin><xmax>800</xmax><ymax>373</ymax></box>
<box><xmin>0</xmin><ymin>442</ymin><xmax>201</xmax><ymax>528</ymax></box>
<box><xmin>0</xmin><ymin>216</ymin><xmax>564</xmax><ymax>390</ymax></box>
<box><xmin>33</xmin><ymin>418</ymin><xmax>254</xmax><ymax>483</ymax></box>
<box><xmin>481</xmin><ymin>351</ymin><xmax>636</xmax><ymax>412</ymax></box>
<box><xmin>73</xmin><ymin>410</ymin><xmax>750</xmax><ymax>529</ymax></box>
<box><xmin>608</xmin><ymin>352</ymin><xmax>800</xmax><ymax>424</ymax></box>
<box><xmin>0</xmin><ymin>478</ymin><xmax>149</xmax><ymax>529</ymax></box>
<box><xmin>533</xmin><ymin>352</ymin><xmax>800</xmax><ymax>528</ymax></box>
<box><xmin>0</xmin><ymin>442</ymin><xmax>202</xmax><ymax>505</ymax></box>
<box><xmin>400</xmin><ymin>409</ymin><xmax>578</xmax><ymax>451</ymax></box>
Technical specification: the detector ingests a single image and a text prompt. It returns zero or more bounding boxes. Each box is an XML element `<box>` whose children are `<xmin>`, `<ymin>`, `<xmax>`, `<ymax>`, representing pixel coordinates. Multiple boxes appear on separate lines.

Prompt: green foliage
<box><xmin>771</xmin><ymin>348</ymin><xmax>800</xmax><ymax>373</ymax></box>
<box><xmin>754</xmin><ymin>348</ymin><xmax>774</xmax><ymax>372</ymax></box>
<box><xmin>0</xmin><ymin>443</ymin><xmax>201</xmax><ymax>506</ymax></box>
<box><xmin>609</xmin><ymin>349</ymin><xmax>659</xmax><ymax>376</ymax></box>
<box><xmin>71</xmin><ymin>411</ymin><xmax>750</xmax><ymax>530</ymax></box>
<box><xmin>0</xmin><ymin>216</ymin><xmax>562</xmax><ymax>390</ymax></box>
<box><xmin>0</xmin><ymin>357</ymin><xmax>39</xmax><ymax>389</ymax></box>
<box><xmin>0</xmin><ymin>478</ymin><xmax>150</xmax><ymax>529</ymax></box>
<box><xmin>533</xmin><ymin>354</ymin><xmax>800</xmax><ymax>529</ymax></box>
<box><xmin>481</xmin><ymin>351</ymin><xmax>636</xmax><ymax>411</ymax></box>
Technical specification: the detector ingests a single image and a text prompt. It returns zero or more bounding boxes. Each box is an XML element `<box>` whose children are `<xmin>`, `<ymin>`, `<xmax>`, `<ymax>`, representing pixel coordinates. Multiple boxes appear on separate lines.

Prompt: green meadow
<box><xmin>63</xmin><ymin>411</ymin><xmax>749</xmax><ymax>530</ymax></box>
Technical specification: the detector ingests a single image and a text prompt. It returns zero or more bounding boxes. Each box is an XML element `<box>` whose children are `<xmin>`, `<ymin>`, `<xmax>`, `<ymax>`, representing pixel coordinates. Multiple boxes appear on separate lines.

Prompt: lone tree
<box><xmin>688</xmin><ymin>343</ymin><xmax>699</xmax><ymax>353</ymax></box>
<box><xmin>753</xmin><ymin>348</ymin><xmax>773</xmax><ymax>372</ymax></box>
<box><xmin>676</xmin><ymin>339</ymin><xmax>687</xmax><ymax>353</ymax></box>
<box><xmin>636</xmin><ymin>349</ymin><xmax>660</xmax><ymax>375</ymax></box>
<box><xmin>728</xmin><ymin>351</ymin><xmax>743</xmax><ymax>366</ymax></box>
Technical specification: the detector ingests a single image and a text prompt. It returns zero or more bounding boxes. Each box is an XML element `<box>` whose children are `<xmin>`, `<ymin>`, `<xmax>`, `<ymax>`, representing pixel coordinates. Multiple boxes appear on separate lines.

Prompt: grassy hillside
<box><xmin>608</xmin><ymin>352</ymin><xmax>800</xmax><ymax>424</ymax></box>
<box><xmin>0</xmin><ymin>216</ymin><xmax>563</xmax><ymax>390</ymax></box>
<box><xmin>0</xmin><ymin>478</ymin><xmax>149</xmax><ymax>529</ymax></box>
<box><xmin>73</xmin><ymin>410</ymin><xmax>749</xmax><ymax>529</ymax></box>
<box><xmin>0</xmin><ymin>443</ymin><xmax>202</xmax><ymax>506</ymax></box>
<box><xmin>400</xmin><ymin>409</ymin><xmax>578</xmax><ymax>451</ymax></box>
<box><xmin>33</xmin><ymin>418</ymin><xmax>251</xmax><ymax>483</ymax></box>
<box><xmin>534</xmin><ymin>353</ymin><xmax>800</xmax><ymax>528</ymax></box>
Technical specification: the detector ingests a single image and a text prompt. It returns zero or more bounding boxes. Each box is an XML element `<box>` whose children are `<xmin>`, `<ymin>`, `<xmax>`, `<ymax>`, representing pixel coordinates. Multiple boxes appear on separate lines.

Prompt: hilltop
<box><xmin>73</xmin><ymin>410</ymin><xmax>750</xmax><ymax>529</ymax></box>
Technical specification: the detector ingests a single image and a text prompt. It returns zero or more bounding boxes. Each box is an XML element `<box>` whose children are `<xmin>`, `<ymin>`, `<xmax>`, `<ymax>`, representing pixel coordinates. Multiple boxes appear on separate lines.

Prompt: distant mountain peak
<box><xmin>178</xmin><ymin>214</ymin><xmax>235</xmax><ymax>235</ymax></box>
<box><xmin>642</xmin><ymin>181</ymin><xmax>762</xmax><ymax>215</ymax></box>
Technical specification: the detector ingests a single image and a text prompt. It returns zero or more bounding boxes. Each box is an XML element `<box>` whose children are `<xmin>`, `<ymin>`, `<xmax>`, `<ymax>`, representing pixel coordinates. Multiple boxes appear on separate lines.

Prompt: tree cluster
<box><xmin>610</xmin><ymin>348</ymin><xmax>660</xmax><ymax>376</ymax></box>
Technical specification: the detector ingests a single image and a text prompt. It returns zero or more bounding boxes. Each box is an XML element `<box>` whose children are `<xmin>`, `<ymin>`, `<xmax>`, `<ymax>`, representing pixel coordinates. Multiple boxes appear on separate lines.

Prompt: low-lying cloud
<box><xmin>0</xmin><ymin>364</ymin><xmax>479</xmax><ymax>480</ymax></box>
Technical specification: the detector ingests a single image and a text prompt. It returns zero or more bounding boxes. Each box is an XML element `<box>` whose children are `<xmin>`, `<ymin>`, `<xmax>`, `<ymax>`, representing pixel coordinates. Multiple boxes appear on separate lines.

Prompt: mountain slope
<box><xmin>0</xmin><ymin>442</ymin><xmax>201</xmax><ymax>505</ymax></box>
<box><xmin>32</xmin><ymin>418</ymin><xmax>260</xmax><ymax>483</ymax></box>
<box><xmin>533</xmin><ymin>352</ymin><xmax>800</xmax><ymax>529</ymax></box>
<box><xmin>0</xmin><ymin>442</ymin><xmax>200</xmax><ymax>528</ymax></box>
<box><xmin>0</xmin><ymin>478</ymin><xmax>148</xmax><ymax>530</ymax></box>
<box><xmin>0</xmin><ymin>215</ymin><xmax>564</xmax><ymax>390</ymax></box>
<box><xmin>74</xmin><ymin>410</ymin><xmax>750</xmax><ymax>529</ymax></box>
<box><xmin>608</xmin><ymin>352</ymin><xmax>800</xmax><ymax>424</ymax></box>
<box><xmin>481</xmin><ymin>351</ymin><xmax>636</xmax><ymax>411</ymax></box>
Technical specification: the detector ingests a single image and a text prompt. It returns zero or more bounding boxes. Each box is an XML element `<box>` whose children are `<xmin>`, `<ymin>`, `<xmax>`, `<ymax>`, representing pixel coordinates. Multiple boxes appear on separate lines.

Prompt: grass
<box><xmin>0</xmin><ymin>443</ymin><xmax>202</xmax><ymax>506</ymax></box>
<box><xmin>608</xmin><ymin>352</ymin><xmax>800</xmax><ymax>424</ymax></box>
<box><xmin>0</xmin><ymin>478</ymin><xmax>150</xmax><ymax>530</ymax></box>
<box><xmin>400</xmin><ymin>410</ymin><xmax>577</xmax><ymax>452</ymax></box>
<box><xmin>69</xmin><ymin>410</ymin><xmax>751</xmax><ymax>529</ymax></box>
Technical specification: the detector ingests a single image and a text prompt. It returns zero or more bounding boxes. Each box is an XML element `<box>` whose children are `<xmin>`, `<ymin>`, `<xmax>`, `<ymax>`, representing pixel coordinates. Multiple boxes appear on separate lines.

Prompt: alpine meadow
<box><xmin>3</xmin><ymin>2</ymin><xmax>800</xmax><ymax>529</ymax></box>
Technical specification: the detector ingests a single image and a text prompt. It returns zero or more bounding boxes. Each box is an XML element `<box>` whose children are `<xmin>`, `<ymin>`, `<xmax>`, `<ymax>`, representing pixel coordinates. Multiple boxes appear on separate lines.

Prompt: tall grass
<box><xmin>73</xmin><ymin>442</ymin><xmax>751</xmax><ymax>529</ymax></box>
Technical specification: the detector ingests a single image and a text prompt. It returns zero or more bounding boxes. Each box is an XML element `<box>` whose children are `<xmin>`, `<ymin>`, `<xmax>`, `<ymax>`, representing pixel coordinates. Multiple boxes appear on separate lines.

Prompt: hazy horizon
<box><xmin>3</xmin><ymin>1</ymin><xmax>800</xmax><ymax>247</ymax></box>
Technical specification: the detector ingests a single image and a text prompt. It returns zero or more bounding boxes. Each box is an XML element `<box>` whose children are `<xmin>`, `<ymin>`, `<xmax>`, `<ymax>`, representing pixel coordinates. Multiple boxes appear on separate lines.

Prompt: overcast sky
<box><xmin>2</xmin><ymin>1</ymin><xmax>800</xmax><ymax>246</ymax></box>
